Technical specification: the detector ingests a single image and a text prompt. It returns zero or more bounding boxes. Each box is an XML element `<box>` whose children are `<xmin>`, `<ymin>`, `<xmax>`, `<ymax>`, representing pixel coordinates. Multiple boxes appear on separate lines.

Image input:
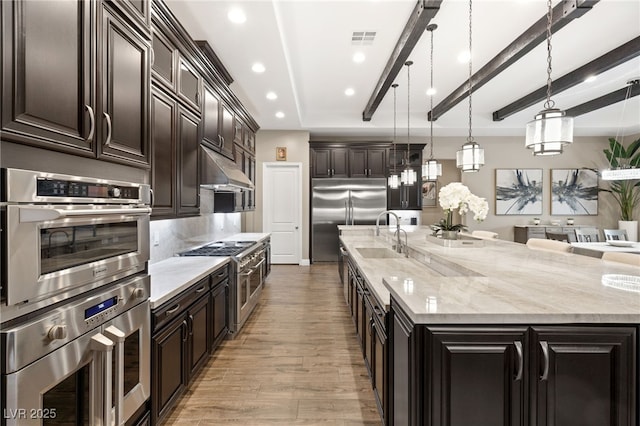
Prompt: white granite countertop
<box><xmin>340</xmin><ymin>227</ymin><xmax>640</xmax><ymax>324</ymax></box>
<box><xmin>149</xmin><ymin>232</ymin><xmax>270</xmax><ymax>309</ymax></box>
<box><xmin>149</xmin><ymin>257</ymin><xmax>230</xmax><ymax>309</ymax></box>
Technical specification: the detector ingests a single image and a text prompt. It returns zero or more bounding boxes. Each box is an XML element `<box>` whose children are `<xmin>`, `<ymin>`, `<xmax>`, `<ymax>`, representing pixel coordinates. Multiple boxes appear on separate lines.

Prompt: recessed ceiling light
<box><xmin>275</xmin><ymin>111</ymin><xmax>285</xmax><ymax>118</ymax></box>
<box><xmin>266</xmin><ymin>91</ymin><xmax>278</xmax><ymax>100</ymax></box>
<box><xmin>353</xmin><ymin>52</ymin><xmax>365</xmax><ymax>63</ymax></box>
<box><xmin>426</xmin><ymin>87</ymin><xmax>437</xmax><ymax>96</ymax></box>
<box><xmin>252</xmin><ymin>62</ymin><xmax>265</xmax><ymax>73</ymax></box>
<box><xmin>457</xmin><ymin>50</ymin><xmax>471</xmax><ymax>63</ymax></box>
<box><xmin>228</xmin><ymin>8</ymin><xmax>246</xmax><ymax>24</ymax></box>
<box><xmin>584</xmin><ymin>75</ymin><xmax>597</xmax><ymax>83</ymax></box>
<box><xmin>345</xmin><ymin>88</ymin><xmax>355</xmax><ymax>96</ymax></box>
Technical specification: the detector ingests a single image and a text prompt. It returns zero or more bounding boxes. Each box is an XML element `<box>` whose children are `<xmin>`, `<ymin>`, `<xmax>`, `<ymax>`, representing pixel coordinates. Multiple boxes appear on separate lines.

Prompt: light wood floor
<box><xmin>164</xmin><ymin>263</ymin><xmax>382</xmax><ymax>425</ymax></box>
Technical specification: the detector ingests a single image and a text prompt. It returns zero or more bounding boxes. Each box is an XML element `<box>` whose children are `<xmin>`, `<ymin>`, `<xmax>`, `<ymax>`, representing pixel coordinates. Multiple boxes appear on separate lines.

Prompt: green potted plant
<box><xmin>600</xmin><ymin>137</ymin><xmax>640</xmax><ymax>240</ymax></box>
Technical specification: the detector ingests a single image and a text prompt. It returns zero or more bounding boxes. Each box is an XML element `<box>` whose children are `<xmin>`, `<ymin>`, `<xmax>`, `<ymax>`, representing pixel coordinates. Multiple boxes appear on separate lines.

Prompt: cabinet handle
<box><xmin>188</xmin><ymin>314</ymin><xmax>194</xmax><ymax>336</ymax></box>
<box><xmin>150</xmin><ymin>47</ymin><xmax>155</xmax><ymax>66</ymax></box>
<box><xmin>165</xmin><ymin>304</ymin><xmax>181</xmax><ymax>316</ymax></box>
<box><xmin>195</xmin><ymin>286</ymin><xmax>207</xmax><ymax>294</ymax></box>
<box><xmin>195</xmin><ymin>91</ymin><xmax>200</xmax><ymax>106</ymax></box>
<box><xmin>217</xmin><ymin>272</ymin><xmax>226</xmax><ymax>278</ymax></box>
<box><xmin>103</xmin><ymin>112</ymin><xmax>112</xmax><ymax>147</ymax></box>
<box><xmin>182</xmin><ymin>320</ymin><xmax>188</xmax><ymax>342</ymax></box>
<box><xmin>149</xmin><ymin>188</ymin><xmax>155</xmax><ymax>208</ymax></box>
<box><xmin>514</xmin><ymin>341</ymin><xmax>523</xmax><ymax>381</ymax></box>
<box><xmin>368</xmin><ymin>168</ymin><xmax>372</xmax><ymax>176</ymax></box>
<box><xmin>539</xmin><ymin>341</ymin><xmax>550</xmax><ymax>381</ymax></box>
<box><xmin>85</xmin><ymin>105</ymin><xmax>95</xmax><ymax>142</ymax></box>
<box><xmin>369</xmin><ymin>317</ymin><xmax>375</xmax><ymax>334</ymax></box>
<box><xmin>328</xmin><ymin>169</ymin><xmax>331</xmax><ymax>176</ymax></box>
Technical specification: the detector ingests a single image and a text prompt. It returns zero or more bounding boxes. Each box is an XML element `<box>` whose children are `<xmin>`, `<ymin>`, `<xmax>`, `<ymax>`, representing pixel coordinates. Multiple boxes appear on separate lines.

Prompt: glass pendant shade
<box><xmin>525</xmin><ymin>108</ymin><xmax>574</xmax><ymax>156</ymax></box>
<box><xmin>422</xmin><ymin>159</ymin><xmax>442</xmax><ymax>180</ymax></box>
<box><xmin>456</xmin><ymin>141</ymin><xmax>484</xmax><ymax>172</ymax></box>
<box><xmin>388</xmin><ymin>174</ymin><xmax>400</xmax><ymax>188</ymax></box>
<box><xmin>401</xmin><ymin>167</ymin><xmax>417</xmax><ymax>185</ymax></box>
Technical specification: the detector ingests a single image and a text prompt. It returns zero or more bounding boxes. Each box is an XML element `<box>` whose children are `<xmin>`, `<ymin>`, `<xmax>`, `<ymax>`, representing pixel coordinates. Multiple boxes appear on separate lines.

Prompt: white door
<box><xmin>263</xmin><ymin>163</ymin><xmax>302</xmax><ymax>264</ymax></box>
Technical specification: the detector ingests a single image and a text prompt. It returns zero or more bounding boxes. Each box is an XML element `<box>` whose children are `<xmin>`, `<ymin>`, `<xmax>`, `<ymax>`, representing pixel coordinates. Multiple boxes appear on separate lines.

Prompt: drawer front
<box><xmin>153</xmin><ymin>276</ymin><xmax>210</xmax><ymax>330</ymax></box>
<box><xmin>211</xmin><ymin>264</ymin><xmax>229</xmax><ymax>287</ymax></box>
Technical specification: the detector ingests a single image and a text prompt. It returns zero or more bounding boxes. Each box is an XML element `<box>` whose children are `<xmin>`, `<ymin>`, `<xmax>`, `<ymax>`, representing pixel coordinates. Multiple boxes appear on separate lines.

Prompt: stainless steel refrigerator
<box><xmin>311</xmin><ymin>178</ymin><xmax>387</xmax><ymax>262</ymax></box>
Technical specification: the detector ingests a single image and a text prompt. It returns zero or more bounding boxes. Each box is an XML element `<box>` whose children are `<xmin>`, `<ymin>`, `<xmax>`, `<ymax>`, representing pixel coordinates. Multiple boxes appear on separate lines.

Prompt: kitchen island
<box><xmin>339</xmin><ymin>226</ymin><xmax>639</xmax><ymax>426</ymax></box>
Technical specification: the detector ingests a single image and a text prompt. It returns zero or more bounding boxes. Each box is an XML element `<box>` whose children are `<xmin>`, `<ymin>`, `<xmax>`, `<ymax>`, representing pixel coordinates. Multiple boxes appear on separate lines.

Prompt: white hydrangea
<box><xmin>439</xmin><ymin>182</ymin><xmax>488</xmax><ymax>222</ymax></box>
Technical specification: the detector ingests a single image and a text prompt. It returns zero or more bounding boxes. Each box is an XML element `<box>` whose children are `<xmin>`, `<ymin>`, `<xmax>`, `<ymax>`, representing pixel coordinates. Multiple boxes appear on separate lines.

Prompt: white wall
<box><xmin>244</xmin><ymin>129</ymin><xmax>311</xmax><ymax>260</ymax></box>
<box><xmin>425</xmin><ymin>135</ymin><xmax>622</xmax><ymax>240</ymax></box>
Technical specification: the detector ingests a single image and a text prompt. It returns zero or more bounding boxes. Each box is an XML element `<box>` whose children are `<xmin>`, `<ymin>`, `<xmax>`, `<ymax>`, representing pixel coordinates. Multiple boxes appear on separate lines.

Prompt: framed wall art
<box><xmin>422</xmin><ymin>181</ymin><xmax>437</xmax><ymax>207</ymax></box>
<box><xmin>495</xmin><ymin>169</ymin><xmax>543</xmax><ymax>215</ymax></box>
<box><xmin>550</xmin><ymin>168</ymin><xmax>598</xmax><ymax>215</ymax></box>
<box><xmin>276</xmin><ymin>147</ymin><xmax>287</xmax><ymax>161</ymax></box>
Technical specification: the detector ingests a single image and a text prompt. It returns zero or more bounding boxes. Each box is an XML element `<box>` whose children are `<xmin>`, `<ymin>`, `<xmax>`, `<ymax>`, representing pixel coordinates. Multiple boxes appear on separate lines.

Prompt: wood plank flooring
<box><xmin>163</xmin><ymin>263</ymin><xmax>382</xmax><ymax>425</ymax></box>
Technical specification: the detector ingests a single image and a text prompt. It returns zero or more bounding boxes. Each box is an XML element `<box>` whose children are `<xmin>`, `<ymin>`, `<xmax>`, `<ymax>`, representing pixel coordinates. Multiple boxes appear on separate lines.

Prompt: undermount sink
<box><xmin>356</xmin><ymin>247</ymin><xmax>401</xmax><ymax>258</ymax></box>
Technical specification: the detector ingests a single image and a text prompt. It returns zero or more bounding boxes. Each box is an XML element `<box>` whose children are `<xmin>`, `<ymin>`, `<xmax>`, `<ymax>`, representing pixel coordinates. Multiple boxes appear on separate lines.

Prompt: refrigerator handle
<box><xmin>344</xmin><ymin>200</ymin><xmax>348</xmax><ymax>225</ymax></box>
<box><xmin>350</xmin><ymin>199</ymin><xmax>355</xmax><ymax>225</ymax></box>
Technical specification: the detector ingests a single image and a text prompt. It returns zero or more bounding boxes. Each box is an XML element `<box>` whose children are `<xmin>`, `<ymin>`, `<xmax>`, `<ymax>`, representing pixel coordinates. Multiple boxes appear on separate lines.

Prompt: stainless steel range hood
<box><xmin>200</xmin><ymin>146</ymin><xmax>254</xmax><ymax>191</ymax></box>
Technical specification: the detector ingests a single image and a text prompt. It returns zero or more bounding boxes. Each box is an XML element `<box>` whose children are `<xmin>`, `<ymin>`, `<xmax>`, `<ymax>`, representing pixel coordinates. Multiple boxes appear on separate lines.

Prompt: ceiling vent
<box><xmin>352</xmin><ymin>31</ymin><xmax>376</xmax><ymax>45</ymax></box>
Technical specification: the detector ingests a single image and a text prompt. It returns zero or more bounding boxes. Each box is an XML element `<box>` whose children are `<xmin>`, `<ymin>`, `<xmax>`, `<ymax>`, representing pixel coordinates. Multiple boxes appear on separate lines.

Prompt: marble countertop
<box><xmin>149</xmin><ymin>232</ymin><xmax>270</xmax><ymax>309</ymax></box>
<box><xmin>340</xmin><ymin>227</ymin><xmax>640</xmax><ymax>324</ymax></box>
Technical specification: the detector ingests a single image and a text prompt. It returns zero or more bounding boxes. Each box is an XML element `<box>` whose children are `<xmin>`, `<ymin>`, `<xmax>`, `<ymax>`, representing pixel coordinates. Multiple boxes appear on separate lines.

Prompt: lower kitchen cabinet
<box><xmin>390</xmin><ymin>300</ymin><xmax>638</xmax><ymax>426</ymax></box>
<box><xmin>346</xmin><ymin>254</ymin><xmax>389</xmax><ymax>424</ymax></box>
<box><xmin>151</xmin><ymin>265</ymin><xmax>230</xmax><ymax>425</ymax></box>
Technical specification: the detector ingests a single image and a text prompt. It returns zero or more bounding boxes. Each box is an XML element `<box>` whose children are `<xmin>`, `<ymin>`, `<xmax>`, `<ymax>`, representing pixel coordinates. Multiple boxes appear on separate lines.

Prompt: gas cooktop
<box><xmin>178</xmin><ymin>241</ymin><xmax>257</xmax><ymax>257</ymax></box>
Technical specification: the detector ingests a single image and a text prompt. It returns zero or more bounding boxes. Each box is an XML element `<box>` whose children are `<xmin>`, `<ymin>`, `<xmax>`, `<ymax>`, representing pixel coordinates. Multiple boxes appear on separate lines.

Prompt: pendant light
<box><xmin>602</xmin><ymin>78</ymin><xmax>640</xmax><ymax>180</ymax></box>
<box><xmin>525</xmin><ymin>0</ymin><xmax>573</xmax><ymax>155</ymax></box>
<box><xmin>388</xmin><ymin>83</ymin><xmax>400</xmax><ymax>189</ymax></box>
<box><xmin>422</xmin><ymin>24</ymin><xmax>442</xmax><ymax>181</ymax></box>
<box><xmin>401</xmin><ymin>61</ymin><xmax>417</xmax><ymax>186</ymax></box>
<box><xmin>456</xmin><ymin>0</ymin><xmax>484</xmax><ymax>172</ymax></box>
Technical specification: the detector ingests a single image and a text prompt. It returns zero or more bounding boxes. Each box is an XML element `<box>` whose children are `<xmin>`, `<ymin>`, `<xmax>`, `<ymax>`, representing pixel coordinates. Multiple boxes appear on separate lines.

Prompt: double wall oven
<box><xmin>1</xmin><ymin>168</ymin><xmax>152</xmax><ymax>425</ymax></box>
<box><xmin>179</xmin><ymin>240</ymin><xmax>266</xmax><ymax>335</ymax></box>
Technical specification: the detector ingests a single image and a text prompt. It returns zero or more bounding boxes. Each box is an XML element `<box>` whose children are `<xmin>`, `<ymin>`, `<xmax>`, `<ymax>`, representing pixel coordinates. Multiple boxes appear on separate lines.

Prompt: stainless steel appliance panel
<box><xmin>311</xmin><ymin>178</ymin><xmax>387</xmax><ymax>262</ymax></box>
<box><xmin>2</xmin><ymin>275</ymin><xmax>150</xmax><ymax>426</ymax></box>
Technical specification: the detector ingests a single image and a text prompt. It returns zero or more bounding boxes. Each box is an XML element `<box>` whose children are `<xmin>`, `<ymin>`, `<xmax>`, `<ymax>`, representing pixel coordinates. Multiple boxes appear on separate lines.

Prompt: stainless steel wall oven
<box><xmin>2</xmin><ymin>275</ymin><xmax>151</xmax><ymax>425</ymax></box>
<box><xmin>1</xmin><ymin>168</ymin><xmax>151</xmax><ymax>322</ymax></box>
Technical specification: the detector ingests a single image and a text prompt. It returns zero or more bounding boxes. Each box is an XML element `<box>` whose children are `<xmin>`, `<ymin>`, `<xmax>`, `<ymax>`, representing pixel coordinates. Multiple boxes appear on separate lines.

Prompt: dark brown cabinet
<box><xmin>150</xmin><ymin>87</ymin><xmax>177</xmax><ymax>218</ymax></box>
<box><xmin>1</xmin><ymin>0</ymin><xmax>95</xmax><ymax>155</ymax></box>
<box><xmin>387</xmin><ymin>176</ymin><xmax>422</xmax><ymax>210</ymax></box>
<box><xmin>98</xmin><ymin>3</ymin><xmax>151</xmax><ymax>167</ymax></box>
<box><xmin>150</xmin><ymin>87</ymin><xmax>200</xmax><ymax>218</ymax></box>
<box><xmin>177</xmin><ymin>105</ymin><xmax>200</xmax><ymax>216</ymax></box>
<box><xmin>311</xmin><ymin>147</ymin><xmax>349</xmax><ymax>178</ymax></box>
<box><xmin>201</xmin><ymin>83</ymin><xmax>222</xmax><ymax>151</ymax></box>
<box><xmin>151</xmin><ymin>266</ymin><xmax>230</xmax><ymax>425</ymax></box>
<box><xmin>177</xmin><ymin>56</ymin><xmax>201</xmax><ymax>112</ymax></box>
<box><xmin>108</xmin><ymin>0</ymin><xmax>151</xmax><ymax>31</ymax></box>
<box><xmin>531</xmin><ymin>326</ymin><xmax>636</xmax><ymax>426</ymax></box>
<box><xmin>350</xmin><ymin>148</ymin><xmax>386</xmax><ymax>178</ymax></box>
<box><xmin>220</xmin><ymin>102</ymin><xmax>235</xmax><ymax>160</ymax></box>
<box><xmin>151</xmin><ymin>26</ymin><xmax>177</xmax><ymax>91</ymax></box>
<box><xmin>152</xmin><ymin>312</ymin><xmax>188</xmax><ymax>425</ymax></box>
<box><xmin>389</xmin><ymin>302</ymin><xmax>638</xmax><ymax>426</ymax></box>
<box><xmin>1</xmin><ymin>0</ymin><xmax>151</xmax><ymax>168</ymax></box>
<box><xmin>428</xmin><ymin>327</ymin><xmax>528</xmax><ymax>426</ymax></box>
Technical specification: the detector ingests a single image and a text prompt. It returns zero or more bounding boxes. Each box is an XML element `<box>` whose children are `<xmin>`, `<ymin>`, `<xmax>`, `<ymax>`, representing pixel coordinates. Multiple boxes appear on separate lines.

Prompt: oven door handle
<box><xmin>104</xmin><ymin>325</ymin><xmax>126</xmax><ymax>426</ymax></box>
<box><xmin>19</xmin><ymin>206</ymin><xmax>152</xmax><ymax>223</ymax></box>
<box><xmin>90</xmin><ymin>332</ymin><xmax>114</xmax><ymax>426</ymax></box>
<box><xmin>253</xmin><ymin>259</ymin><xmax>266</xmax><ymax>270</ymax></box>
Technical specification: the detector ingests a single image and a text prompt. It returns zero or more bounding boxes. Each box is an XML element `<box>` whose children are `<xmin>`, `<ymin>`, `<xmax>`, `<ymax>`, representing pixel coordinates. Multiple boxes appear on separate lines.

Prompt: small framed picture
<box><xmin>422</xmin><ymin>181</ymin><xmax>437</xmax><ymax>208</ymax></box>
<box><xmin>276</xmin><ymin>147</ymin><xmax>287</xmax><ymax>161</ymax></box>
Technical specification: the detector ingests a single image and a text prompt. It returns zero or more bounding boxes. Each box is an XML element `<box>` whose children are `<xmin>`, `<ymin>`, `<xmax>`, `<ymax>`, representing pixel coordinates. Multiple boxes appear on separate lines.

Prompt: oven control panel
<box><xmin>37</xmin><ymin>178</ymin><xmax>140</xmax><ymax>200</ymax></box>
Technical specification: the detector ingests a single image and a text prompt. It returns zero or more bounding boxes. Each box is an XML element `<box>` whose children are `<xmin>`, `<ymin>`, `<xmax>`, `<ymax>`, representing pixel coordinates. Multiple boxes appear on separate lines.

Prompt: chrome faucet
<box><xmin>375</xmin><ymin>210</ymin><xmax>399</xmax><ymax>236</ymax></box>
<box><xmin>394</xmin><ymin>228</ymin><xmax>408</xmax><ymax>256</ymax></box>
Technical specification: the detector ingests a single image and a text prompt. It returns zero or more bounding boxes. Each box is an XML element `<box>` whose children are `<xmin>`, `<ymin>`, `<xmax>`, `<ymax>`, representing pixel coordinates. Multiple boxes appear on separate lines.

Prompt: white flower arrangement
<box><xmin>431</xmin><ymin>182</ymin><xmax>489</xmax><ymax>233</ymax></box>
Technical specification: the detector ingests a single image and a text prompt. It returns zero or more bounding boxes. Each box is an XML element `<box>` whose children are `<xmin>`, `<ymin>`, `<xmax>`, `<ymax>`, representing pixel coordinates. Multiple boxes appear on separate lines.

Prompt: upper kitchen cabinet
<box><xmin>177</xmin><ymin>56</ymin><xmax>202</xmax><ymax>113</ymax></box>
<box><xmin>150</xmin><ymin>87</ymin><xmax>177</xmax><ymax>218</ymax></box>
<box><xmin>151</xmin><ymin>26</ymin><xmax>178</xmax><ymax>91</ymax></box>
<box><xmin>311</xmin><ymin>146</ymin><xmax>349</xmax><ymax>178</ymax></box>
<box><xmin>349</xmin><ymin>147</ymin><xmax>386</xmax><ymax>178</ymax></box>
<box><xmin>1</xmin><ymin>0</ymin><xmax>151</xmax><ymax>168</ymax></box>
<box><xmin>219</xmin><ymin>102</ymin><xmax>235</xmax><ymax>160</ymax></box>
<box><xmin>1</xmin><ymin>0</ymin><xmax>95</xmax><ymax>156</ymax></box>
<box><xmin>97</xmin><ymin>2</ymin><xmax>151</xmax><ymax>167</ymax></box>
<box><xmin>201</xmin><ymin>83</ymin><xmax>221</xmax><ymax>151</ymax></box>
<box><xmin>107</xmin><ymin>0</ymin><xmax>151</xmax><ymax>32</ymax></box>
<box><xmin>388</xmin><ymin>145</ymin><xmax>424</xmax><ymax>168</ymax></box>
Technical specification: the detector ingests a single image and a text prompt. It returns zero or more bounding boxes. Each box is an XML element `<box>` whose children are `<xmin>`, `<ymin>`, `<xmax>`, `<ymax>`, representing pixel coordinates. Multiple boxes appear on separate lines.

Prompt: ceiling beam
<box><xmin>565</xmin><ymin>82</ymin><xmax>640</xmax><ymax>117</ymax></box>
<box><xmin>362</xmin><ymin>0</ymin><xmax>442</xmax><ymax>122</ymax></box>
<box><xmin>428</xmin><ymin>0</ymin><xmax>598</xmax><ymax>122</ymax></box>
<box><xmin>493</xmin><ymin>36</ymin><xmax>640</xmax><ymax>121</ymax></box>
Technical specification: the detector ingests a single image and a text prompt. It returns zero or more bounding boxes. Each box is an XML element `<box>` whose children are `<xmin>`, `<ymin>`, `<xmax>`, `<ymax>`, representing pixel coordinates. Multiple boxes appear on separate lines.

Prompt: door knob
<box><xmin>295</xmin><ymin>226</ymin><xmax>299</xmax><ymax>230</ymax></box>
